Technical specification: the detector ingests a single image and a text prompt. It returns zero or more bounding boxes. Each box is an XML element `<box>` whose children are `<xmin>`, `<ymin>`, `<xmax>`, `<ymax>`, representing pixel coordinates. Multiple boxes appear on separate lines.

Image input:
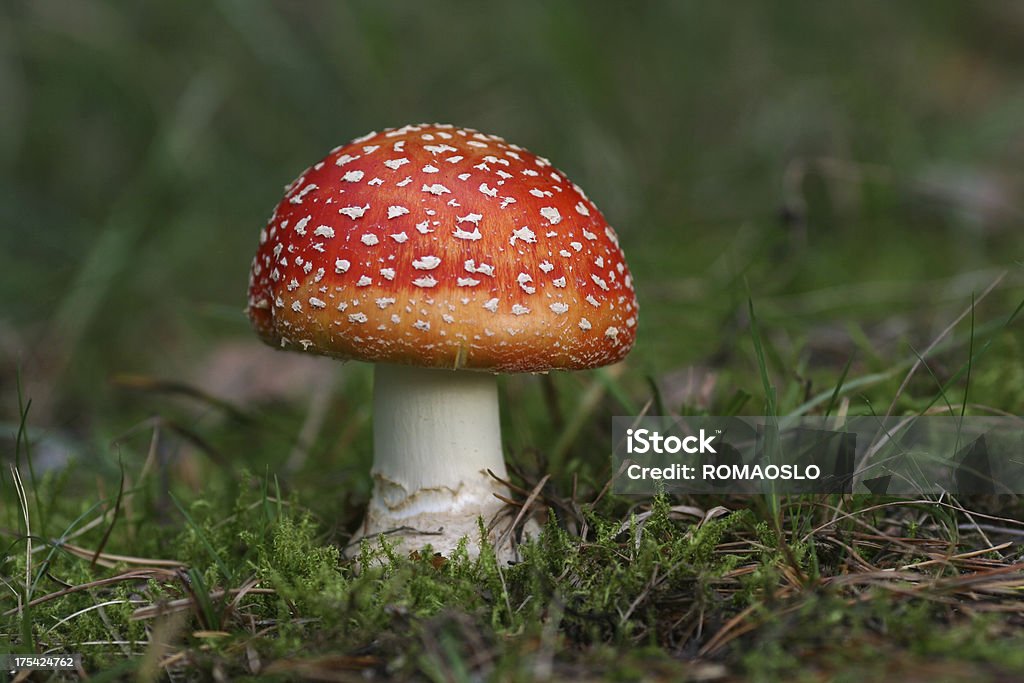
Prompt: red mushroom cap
<box><xmin>247</xmin><ymin>123</ymin><xmax>637</xmax><ymax>373</ymax></box>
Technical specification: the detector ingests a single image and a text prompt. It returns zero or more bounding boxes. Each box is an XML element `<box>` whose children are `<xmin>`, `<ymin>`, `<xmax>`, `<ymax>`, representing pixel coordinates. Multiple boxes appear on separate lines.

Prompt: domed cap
<box><xmin>247</xmin><ymin>123</ymin><xmax>637</xmax><ymax>373</ymax></box>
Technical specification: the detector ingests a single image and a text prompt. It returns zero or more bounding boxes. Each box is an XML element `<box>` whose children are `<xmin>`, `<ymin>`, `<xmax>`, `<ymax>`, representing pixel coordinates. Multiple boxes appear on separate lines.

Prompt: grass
<box><xmin>2</xmin><ymin>285</ymin><xmax>1023</xmax><ymax>680</ymax></box>
<box><xmin>3</xmin><ymin>1</ymin><xmax>1024</xmax><ymax>680</ymax></box>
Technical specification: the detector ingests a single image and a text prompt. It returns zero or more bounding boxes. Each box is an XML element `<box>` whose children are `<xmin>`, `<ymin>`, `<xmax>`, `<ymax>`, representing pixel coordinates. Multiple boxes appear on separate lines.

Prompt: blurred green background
<box><xmin>2</xmin><ymin>1</ymin><xmax>1023</xmax><ymax>457</ymax></box>
<box><xmin>3</xmin><ymin>6</ymin><xmax>1024</xmax><ymax>677</ymax></box>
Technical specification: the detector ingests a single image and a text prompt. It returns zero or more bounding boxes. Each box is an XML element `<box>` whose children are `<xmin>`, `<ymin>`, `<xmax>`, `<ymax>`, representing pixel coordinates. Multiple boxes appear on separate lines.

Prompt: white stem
<box><xmin>364</xmin><ymin>363</ymin><xmax>510</xmax><ymax>536</ymax></box>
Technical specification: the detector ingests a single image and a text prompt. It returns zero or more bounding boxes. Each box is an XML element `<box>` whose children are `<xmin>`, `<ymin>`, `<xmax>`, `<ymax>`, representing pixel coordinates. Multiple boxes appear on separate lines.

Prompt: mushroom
<box><xmin>247</xmin><ymin>123</ymin><xmax>638</xmax><ymax>560</ymax></box>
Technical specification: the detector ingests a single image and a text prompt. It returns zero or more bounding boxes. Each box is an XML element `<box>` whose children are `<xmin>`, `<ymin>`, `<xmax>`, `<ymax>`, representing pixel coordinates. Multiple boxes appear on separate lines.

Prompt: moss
<box><xmin>251</xmin><ymin>514</ymin><xmax>345</xmax><ymax>609</ymax></box>
<box><xmin>5</xmin><ymin>458</ymin><xmax>1024</xmax><ymax>681</ymax></box>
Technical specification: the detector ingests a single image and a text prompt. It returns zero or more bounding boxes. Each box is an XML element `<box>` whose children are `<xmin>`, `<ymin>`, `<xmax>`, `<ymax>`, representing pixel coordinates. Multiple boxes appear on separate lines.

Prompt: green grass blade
<box><xmin>170</xmin><ymin>493</ymin><xmax>234</xmax><ymax>584</ymax></box>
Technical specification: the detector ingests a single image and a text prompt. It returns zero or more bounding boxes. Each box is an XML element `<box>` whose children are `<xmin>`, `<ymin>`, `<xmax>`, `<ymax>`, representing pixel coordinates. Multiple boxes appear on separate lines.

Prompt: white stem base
<box><xmin>348</xmin><ymin>364</ymin><xmax>535</xmax><ymax>561</ymax></box>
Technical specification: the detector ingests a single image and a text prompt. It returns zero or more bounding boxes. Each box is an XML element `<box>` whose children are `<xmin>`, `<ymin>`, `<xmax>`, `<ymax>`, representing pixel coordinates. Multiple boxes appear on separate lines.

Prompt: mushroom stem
<box><xmin>357</xmin><ymin>363</ymin><xmax>517</xmax><ymax>556</ymax></box>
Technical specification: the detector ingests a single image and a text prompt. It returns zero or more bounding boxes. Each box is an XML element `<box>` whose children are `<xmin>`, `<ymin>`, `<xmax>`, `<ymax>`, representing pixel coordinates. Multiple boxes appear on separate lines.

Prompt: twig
<box><xmin>1</xmin><ymin>568</ymin><xmax>179</xmax><ymax>617</ymax></box>
<box><xmin>495</xmin><ymin>474</ymin><xmax>550</xmax><ymax>552</ymax></box>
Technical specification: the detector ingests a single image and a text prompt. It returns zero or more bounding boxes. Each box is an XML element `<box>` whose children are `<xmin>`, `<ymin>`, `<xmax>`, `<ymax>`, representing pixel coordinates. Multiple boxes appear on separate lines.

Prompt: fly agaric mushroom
<box><xmin>247</xmin><ymin>123</ymin><xmax>637</xmax><ymax>559</ymax></box>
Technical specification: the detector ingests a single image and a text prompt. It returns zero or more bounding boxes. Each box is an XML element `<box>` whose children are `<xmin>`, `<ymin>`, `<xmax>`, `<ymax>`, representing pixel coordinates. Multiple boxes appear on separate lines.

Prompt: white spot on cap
<box><xmin>422</xmin><ymin>165</ymin><xmax>439</xmax><ymax>173</ymax></box>
<box><xmin>549</xmin><ymin>302</ymin><xmax>569</xmax><ymax>314</ymax></box>
<box><xmin>384</xmin><ymin>158</ymin><xmax>409</xmax><ymax>170</ymax></box>
<box><xmin>349</xmin><ymin>313</ymin><xmax>368</xmax><ymax>323</ymax></box>
<box><xmin>361</xmin><ymin>234</ymin><xmax>380</xmax><ymax>246</ymax></box>
<box><xmin>375</xmin><ymin>297</ymin><xmax>396</xmax><ymax>309</ymax></box>
<box><xmin>446</xmin><ymin>155</ymin><xmax>464</xmax><ymax>163</ymax></box>
<box><xmin>396</xmin><ymin>176</ymin><xmax>412</xmax><ymax>187</ymax></box>
<box><xmin>313</xmin><ymin>225</ymin><xmax>335</xmax><ymax>238</ymax></box>
<box><xmin>342</xmin><ymin>170</ymin><xmax>364</xmax><ymax>182</ymax></box>
<box><xmin>478</xmin><ymin>183</ymin><xmax>498</xmax><ymax>198</ymax></box>
<box><xmin>413</xmin><ymin>276</ymin><xmax>438</xmax><ymax>288</ymax></box>
<box><xmin>559</xmin><ymin>249</ymin><xmax>572</xmax><ymax>258</ymax></box>
<box><xmin>483</xmin><ymin>298</ymin><xmax>499</xmax><ymax>313</ymax></box>
<box><xmin>380</xmin><ymin>268</ymin><xmax>396</xmax><ymax>280</ymax></box>
<box><xmin>539</xmin><ymin>261</ymin><xmax>555</xmax><ymax>273</ymax></box>
<box><xmin>586</xmin><ymin>295</ymin><xmax>600</xmax><ymax>307</ymax></box>
<box><xmin>388</xmin><ymin>205</ymin><xmax>410</xmax><ymax>219</ymax></box>
<box><xmin>570</xmin><ymin>242</ymin><xmax>583</xmax><ymax>252</ymax></box>
<box><xmin>552</xmin><ymin>276</ymin><xmax>567</xmax><ymax>288</ymax></box>
<box><xmin>422</xmin><ymin>183</ymin><xmax>451</xmax><ymax>196</ymax></box>
<box><xmin>464</xmin><ymin>260</ymin><xmax>495</xmax><ymax>276</ymax></box>
<box><xmin>512</xmin><ymin>304</ymin><xmax>530</xmax><ymax>315</ymax></box>
<box><xmin>579</xmin><ymin>318</ymin><xmax>592</xmax><ymax>330</ymax></box>
<box><xmin>335</xmin><ymin>259</ymin><xmax>350</xmax><ymax>273</ymax></box>
<box><xmin>413</xmin><ymin>255</ymin><xmax>441</xmax><ymax>270</ymax></box>
<box><xmin>457</xmin><ymin>277</ymin><xmax>480</xmax><ymax>287</ymax></box>
<box><xmin>295</xmin><ymin>215</ymin><xmax>311</xmax><ymax>234</ymax></box>
<box><xmin>500</xmin><ymin>197</ymin><xmax>516</xmax><ymax>209</ymax></box>
<box><xmin>595</xmin><ymin>256</ymin><xmax>605</xmax><ymax>268</ymax></box>
<box><xmin>605</xmin><ymin>326</ymin><xmax>619</xmax><ymax>338</ymax></box>
<box><xmin>339</xmin><ymin>204</ymin><xmax>369</xmax><ymax>219</ymax></box>
<box><xmin>287</xmin><ymin>278</ymin><xmax>300</xmax><ymax>291</ymax></box>
<box><xmin>457</xmin><ymin>213</ymin><xmax>482</xmax><ymax>225</ymax></box>
<box><xmin>453</xmin><ymin>227</ymin><xmax>482</xmax><ymax>241</ymax></box>
<box><xmin>575</xmin><ymin>201</ymin><xmax>590</xmax><ymax>216</ymax></box>
<box><xmin>288</xmin><ymin>183</ymin><xmax>315</xmax><ymax>204</ymax></box>
<box><xmin>357</xmin><ymin>276</ymin><xmax>373</xmax><ymax>287</ymax></box>
<box><xmin>414</xmin><ymin>320</ymin><xmax>430</xmax><ymax>331</ymax></box>
<box><xmin>510</xmin><ymin>226</ymin><xmax>536</xmax><ymax>246</ymax></box>
<box><xmin>583</xmin><ymin>229</ymin><xmax>597</xmax><ymax>241</ymax></box>
<box><xmin>591</xmin><ymin>274</ymin><xmax>609</xmax><ymax>291</ymax></box>
<box><xmin>390</xmin><ymin>232</ymin><xmax>409</xmax><ymax>243</ymax></box>
<box><xmin>291</xmin><ymin>301</ymin><xmax>303</xmax><ymax>312</ymax></box>
<box><xmin>517</xmin><ymin>273</ymin><xmax>536</xmax><ymax>294</ymax></box>
<box><xmin>335</xmin><ymin>154</ymin><xmax>359</xmax><ymax>166</ymax></box>
<box><xmin>309</xmin><ymin>297</ymin><xmax>326</xmax><ymax>309</ymax></box>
